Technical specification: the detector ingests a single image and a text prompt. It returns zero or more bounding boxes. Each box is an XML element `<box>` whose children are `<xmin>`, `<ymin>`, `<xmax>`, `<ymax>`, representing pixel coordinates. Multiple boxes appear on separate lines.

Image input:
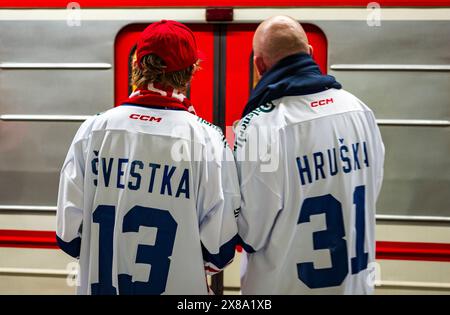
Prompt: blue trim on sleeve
<box><xmin>56</xmin><ymin>235</ymin><xmax>81</xmax><ymax>258</ymax></box>
<box><xmin>237</xmin><ymin>235</ymin><xmax>256</xmax><ymax>253</ymax></box>
<box><xmin>201</xmin><ymin>235</ymin><xmax>239</xmax><ymax>269</ymax></box>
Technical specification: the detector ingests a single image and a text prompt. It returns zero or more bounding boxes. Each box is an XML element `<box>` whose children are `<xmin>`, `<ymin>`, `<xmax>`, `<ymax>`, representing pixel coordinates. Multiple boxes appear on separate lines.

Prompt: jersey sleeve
<box><xmin>197</xmin><ymin>131</ymin><xmax>241</xmax><ymax>275</ymax></box>
<box><xmin>56</xmin><ymin>125</ymin><xmax>90</xmax><ymax>259</ymax></box>
<box><xmin>234</xmin><ymin>123</ymin><xmax>284</xmax><ymax>253</ymax></box>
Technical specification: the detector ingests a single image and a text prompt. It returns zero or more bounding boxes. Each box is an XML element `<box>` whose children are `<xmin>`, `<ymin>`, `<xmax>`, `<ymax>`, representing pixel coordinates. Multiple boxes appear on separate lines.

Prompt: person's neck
<box><xmin>145</xmin><ymin>82</ymin><xmax>187</xmax><ymax>103</ymax></box>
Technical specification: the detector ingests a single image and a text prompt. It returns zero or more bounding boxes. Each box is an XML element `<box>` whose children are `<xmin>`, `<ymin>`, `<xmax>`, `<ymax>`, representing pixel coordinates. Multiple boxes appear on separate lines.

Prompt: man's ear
<box><xmin>254</xmin><ymin>55</ymin><xmax>267</xmax><ymax>77</ymax></box>
<box><xmin>308</xmin><ymin>44</ymin><xmax>314</xmax><ymax>57</ymax></box>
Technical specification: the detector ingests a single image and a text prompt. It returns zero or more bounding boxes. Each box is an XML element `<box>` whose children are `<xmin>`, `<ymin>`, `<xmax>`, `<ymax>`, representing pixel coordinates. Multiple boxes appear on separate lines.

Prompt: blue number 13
<box><xmin>91</xmin><ymin>205</ymin><xmax>177</xmax><ymax>295</ymax></box>
<box><xmin>297</xmin><ymin>185</ymin><xmax>368</xmax><ymax>289</ymax></box>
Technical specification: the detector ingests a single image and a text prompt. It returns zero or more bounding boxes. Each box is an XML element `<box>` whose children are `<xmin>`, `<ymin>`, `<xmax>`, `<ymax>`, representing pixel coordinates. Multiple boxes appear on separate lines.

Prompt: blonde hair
<box><xmin>132</xmin><ymin>54</ymin><xmax>199</xmax><ymax>90</ymax></box>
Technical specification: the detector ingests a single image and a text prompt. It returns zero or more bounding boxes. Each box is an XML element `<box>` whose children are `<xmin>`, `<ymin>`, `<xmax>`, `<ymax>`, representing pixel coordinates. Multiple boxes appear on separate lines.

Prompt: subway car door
<box><xmin>115</xmin><ymin>24</ymin><xmax>327</xmax><ymax>294</ymax></box>
<box><xmin>115</xmin><ymin>22</ymin><xmax>328</xmax><ymax>294</ymax></box>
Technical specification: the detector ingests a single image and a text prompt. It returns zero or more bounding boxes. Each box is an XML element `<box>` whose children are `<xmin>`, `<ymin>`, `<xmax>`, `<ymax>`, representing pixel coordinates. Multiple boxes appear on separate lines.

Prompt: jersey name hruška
<box><xmin>57</xmin><ymin>104</ymin><xmax>240</xmax><ymax>295</ymax></box>
<box><xmin>235</xmin><ymin>88</ymin><xmax>384</xmax><ymax>294</ymax></box>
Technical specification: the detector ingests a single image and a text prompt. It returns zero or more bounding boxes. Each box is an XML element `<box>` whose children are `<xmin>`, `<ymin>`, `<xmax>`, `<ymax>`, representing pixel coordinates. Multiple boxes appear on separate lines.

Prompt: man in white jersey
<box><xmin>235</xmin><ymin>16</ymin><xmax>384</xmax><ymax>294</ymax></box>
<box><xmin>56</xmin><ymin>20</ymin><xmax>240</xmax><ymax>295</ymax></box>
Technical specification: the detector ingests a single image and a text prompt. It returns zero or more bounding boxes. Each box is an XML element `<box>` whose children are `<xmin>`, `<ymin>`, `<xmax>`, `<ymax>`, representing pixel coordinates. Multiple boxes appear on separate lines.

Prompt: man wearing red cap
<box><xmin>56</xmin><ymin>20</ymin><xmax>240</xmax><ymax>295</ymax></box>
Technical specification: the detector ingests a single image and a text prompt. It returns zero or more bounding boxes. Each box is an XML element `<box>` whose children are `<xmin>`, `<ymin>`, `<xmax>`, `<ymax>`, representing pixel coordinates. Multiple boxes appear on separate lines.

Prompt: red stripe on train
<box><xmin>2</xmin><ymin>230</ymin><xmax>450</xmax><ymax>262</ymax></box>
<box><xmin>0</xmin><ymin>229</ymin><xmax>59</xmax><ymax>249</ymax></box>
<box><xmin>0</xmin><ymin>0</ymin><xmax>449</xmax><ymax>8</ymax></box>
<box><xmin>376</xmin><ymin>241</ymin><xmax>450</xmax><ymax>262</ymax></box>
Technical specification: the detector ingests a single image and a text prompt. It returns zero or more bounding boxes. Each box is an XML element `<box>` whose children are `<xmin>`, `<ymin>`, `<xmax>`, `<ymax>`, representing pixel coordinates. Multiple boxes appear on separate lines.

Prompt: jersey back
<box><xmin>236</xmin><ymin>88</ymin><xmax>384</xmax><ymax>294</ymax></box>
<box><xmin>57</xmin><ymin>104</ymin><xmax>240</xmax><ymax>295</ymax></box>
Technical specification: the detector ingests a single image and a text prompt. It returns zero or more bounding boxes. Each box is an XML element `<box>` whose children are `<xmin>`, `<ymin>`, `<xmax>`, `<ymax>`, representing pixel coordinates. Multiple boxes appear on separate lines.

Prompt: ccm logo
<box><xmin>311</xmin><ymin>98</ymin><xmax>334</xmax><ymax>107</ymax></box>
<box><xmin>129</xmin><ymin>113</ymin><xmax>162</xmax><ymax>122</ymax></box>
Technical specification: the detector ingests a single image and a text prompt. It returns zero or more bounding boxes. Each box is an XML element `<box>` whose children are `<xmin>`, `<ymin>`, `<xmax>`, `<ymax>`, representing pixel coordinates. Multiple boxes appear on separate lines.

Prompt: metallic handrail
<box><xmin>0</xmin><ymin>114</ymin><xmax>92</xmax><ymax>122</ymax></box>
<box><xmin>1</xmin><ymin>205</ymin><xmax>450</xmax><ymax>223</ymax></box>
<box><xmin>376</xmin><ymin>119</ymin><xmax>450</xmax><ymax>127</ymax></box>
<box><xmin>331</xmin><ymin>64</ymin><xmax>450</xmax><ymax>71</ymax></box>
<box><xmin>0</xmin><ymin>62</ymin><xmax>111</xmax><ymax>70</ymax></box>
<box><xmin>0</xmin><ymin>205</ymin><xmax>57</xmax><ymax>212</ymax></box>
<box><xmin>0</xmin><ymin>267</ymin><xmax>71</xmax><ymax>277</ymax></box>
<box><xmin>376</xmin><ymin>214</ymin><xmax>450</xmax><ymax>223</ymax></box>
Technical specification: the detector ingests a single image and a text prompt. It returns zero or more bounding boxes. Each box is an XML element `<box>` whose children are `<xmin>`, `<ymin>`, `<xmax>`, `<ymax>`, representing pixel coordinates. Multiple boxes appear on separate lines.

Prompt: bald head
<box><xmin>253</xmin><ymin>16</ymin><xmax>311</xmax><ymax>75</ymax></box>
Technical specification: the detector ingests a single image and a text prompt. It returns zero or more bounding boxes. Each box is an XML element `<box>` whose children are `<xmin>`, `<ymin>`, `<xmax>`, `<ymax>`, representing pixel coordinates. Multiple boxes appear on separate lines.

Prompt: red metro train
<box><xmin>0</xmin><ymin>0</ymin><xmax>449</xmax><ymax>294</ymax></box>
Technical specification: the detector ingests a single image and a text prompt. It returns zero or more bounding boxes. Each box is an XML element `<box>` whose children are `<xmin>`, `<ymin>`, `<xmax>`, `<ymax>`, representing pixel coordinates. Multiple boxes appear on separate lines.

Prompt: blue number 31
<box><xmin>91</xmin><ymin>205</ymin><xmax>177</xmax><ymax>295</ymax></box>
<box><xmin>297</xmin><ymin>185</ymin><xmax>368</xmax><ymax>289</ymax></box>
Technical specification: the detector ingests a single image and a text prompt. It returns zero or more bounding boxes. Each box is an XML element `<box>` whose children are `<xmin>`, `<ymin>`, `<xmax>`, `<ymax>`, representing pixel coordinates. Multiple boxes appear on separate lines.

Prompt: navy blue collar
<box><xmin>242</xmin><ymin>52</ymin><xmax>342</xmax><ymax>118</ymax></box>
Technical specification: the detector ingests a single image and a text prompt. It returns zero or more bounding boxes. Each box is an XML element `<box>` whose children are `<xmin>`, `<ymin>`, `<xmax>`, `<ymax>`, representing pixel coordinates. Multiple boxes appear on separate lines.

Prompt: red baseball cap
<box><xmin>136</xmin><ymin>20</ymin><xmax>199</xmax><ymax>73</ymax></box>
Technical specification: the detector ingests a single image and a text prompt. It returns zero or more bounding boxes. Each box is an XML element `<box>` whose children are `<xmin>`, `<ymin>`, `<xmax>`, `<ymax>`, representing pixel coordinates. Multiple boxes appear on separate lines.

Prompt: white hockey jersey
<box><xmin>234</xmin><ymin>88</ymin><xmax>384</xmax><ymax>294</ymax></box>
<box><xmin>56</xmin><ymin>104</ymin><xmax>240</xmax><ymax>295</ymax></box>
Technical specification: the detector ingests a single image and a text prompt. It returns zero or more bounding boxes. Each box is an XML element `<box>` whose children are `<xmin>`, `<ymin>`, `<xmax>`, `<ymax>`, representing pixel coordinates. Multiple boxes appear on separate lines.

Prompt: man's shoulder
<box><xmin>193</xmin><ymin>116</ymin><xmax>227</xmax><ymax>147</ymax></box>
<box><xmin>279</xmin><ymin>88</ymin><xmax>374</xmax><ymax>120</ymax></box>
<box><xmin>72</xmin><ymin>111</ymin><xmax>107</xmax><ymax>142</ymax></box>
<box><xmin>237</xmin><ymin>101</ymin><xmax>280</xmax><ymax>133</ymax></box>
<box><xmin>333</xmin><ymin>88</ymin><xmax>373</xmax><ymax>112</ymax></box>
<box><xmin>234</xmin><ymin>101</ymin><xmax>282</xmax><ymax>151</ymax></box>
<box><xmin>74</xmin><ymin>106</ymin><xmax>122</xmax><ymax>136</ymax></box>
<box><xmin>194</xmin><ymin>116</ymin><xmax>224</xmax><ymax>135</ymax></box>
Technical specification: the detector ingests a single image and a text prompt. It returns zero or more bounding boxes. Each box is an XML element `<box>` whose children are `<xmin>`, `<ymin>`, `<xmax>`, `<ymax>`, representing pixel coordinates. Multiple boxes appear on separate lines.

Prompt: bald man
<box><xmin>234</xmin><ymin>16</ymin><xmax>385</xmax><ymax>294</ymax></box>
<box><xmin>252</xmin><ymin>15</ymin><xmax>311</xmax><ymax>82</ymax></box>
